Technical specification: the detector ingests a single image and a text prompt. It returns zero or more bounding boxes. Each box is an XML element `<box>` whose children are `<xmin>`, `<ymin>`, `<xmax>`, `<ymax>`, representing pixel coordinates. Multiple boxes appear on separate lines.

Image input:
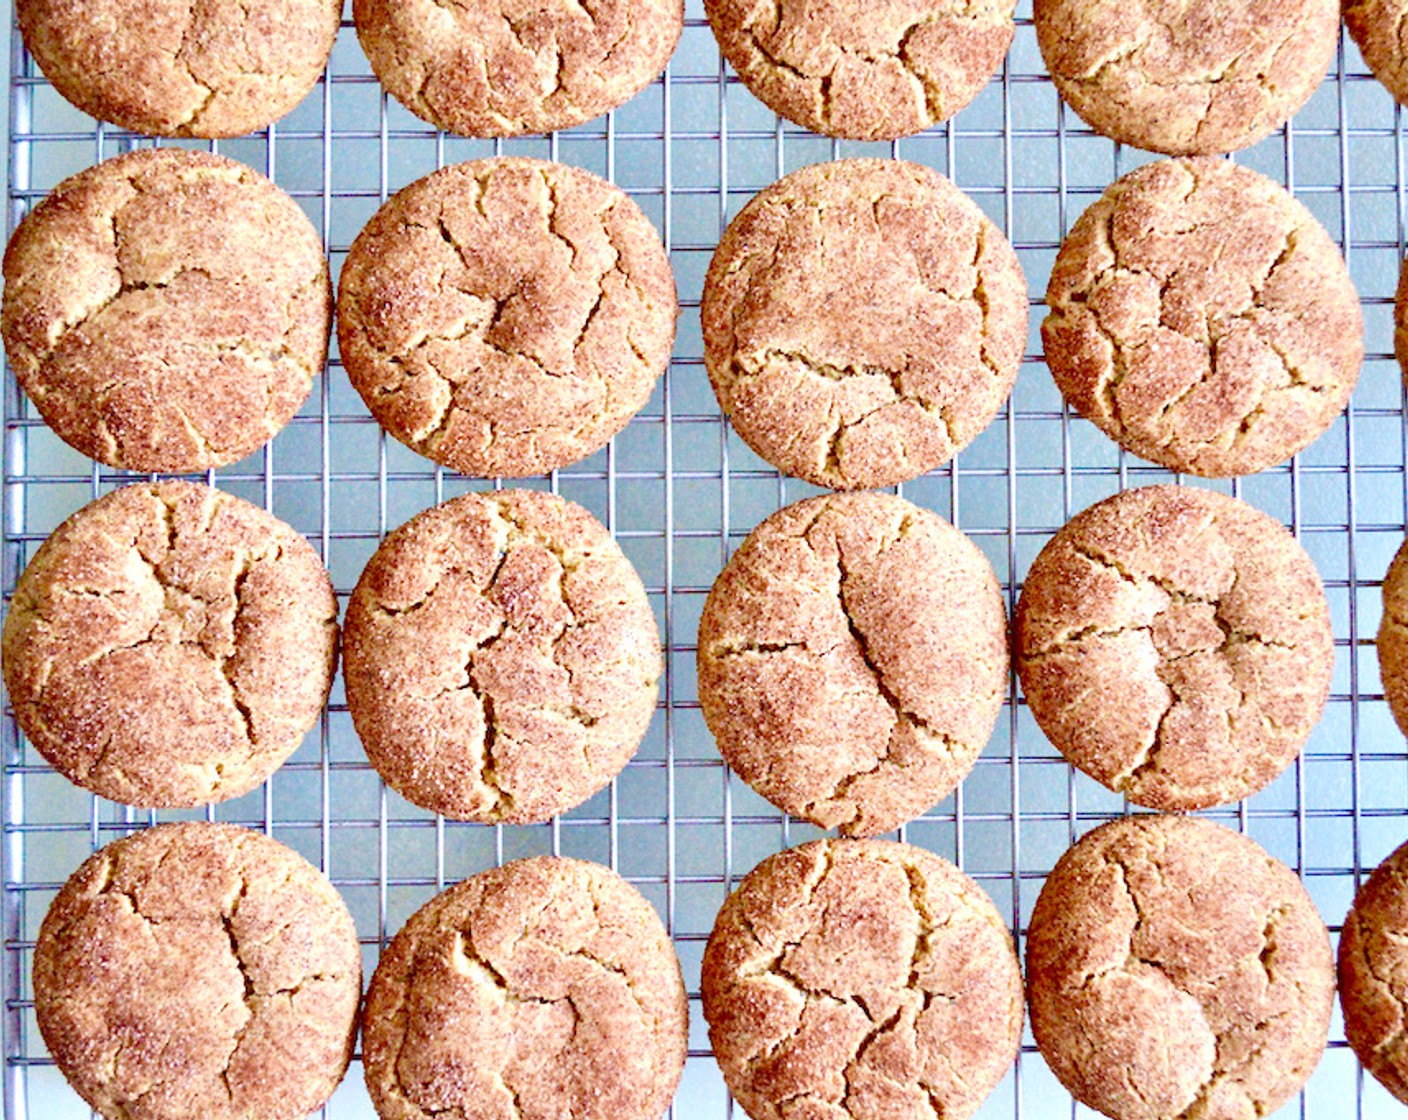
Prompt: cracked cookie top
<box><xmin>1015</xmin><ymin>485</ymin><xmax>1332</xmax><ymax>811</ymax></box>
<box><xmin>337</xmin><ymin>157</ymin><xmax>677</xmax><ymax>478</ymax></box>
<box><xmin>702</xmin><ymin>159</ymin><xmax>1027</xmax><ymax>490</ymax></box>
<box><xmin>1027</xmin><ymin>814</ymin><xmax>1334</xmax><ymax>1120</ymax></box>
<box><xmin>1043</xmin><ymin>157</ymin><xmax>1362</xmax><ymax>477</ymax></box>
<box><xmin>1339</xmin><ymin>839</ymin><xmax>1408</xmax><ymax>1105</ymax></box>
<box><xmin>1</xmin><ymin>148</ymin><xmax>332</xmax><ymax>472</ymax></box>
<box><xmin>17</xmin><ymin>0</ymin><xmax>340</xmax><ymax>137</ymax></box>
<box><xmin>1</xmin><ymin>481</ymin><xmax>339</xmax><ymax>808</ymax></box>
<box><xmin>1033</xmin><ymin>0</ymin><xmax>1337</xmax><ymax>155</ymax></box>
<box><xmin>362</xmin><ymin>855</ymin><xmax>687</xmax><ymax>1120</ymax></box>
<box><xmin>697</xmin><ymin>492</ymin><xmax>1007</xmax><ymax>837</ymax></box>
<box><xmin>34</xmin><ymin>822</ymin><xmax>361</xmax><ymax>1120</ymax></box>
<box><xmin>701</xmin><ymin>838</ymin><xmax>1023</xmax><ymax>1120</ymax></box>
<box><xmin>353</xmin><ymin>0</ymin><xmax>682</xmax><ymax>137</ymax></box>
<box><xmin>705</xmin><ymin>0</ymin><xmax>1015</xmax><ymax>140</ymax></box>
<box><xmin>1347</xmin><ymin>0</ymin><xmax>1408</xmax><ymax>106</ymax></box>
<box><xmin>343</xmin><ymin>488</ymin><xmax>662</xmax><ymax>823</ymax></box>
<box><xmin>1376</xmin><ymin>535</ymin><xmax>1408</xmax><ymax>738</ymax></box>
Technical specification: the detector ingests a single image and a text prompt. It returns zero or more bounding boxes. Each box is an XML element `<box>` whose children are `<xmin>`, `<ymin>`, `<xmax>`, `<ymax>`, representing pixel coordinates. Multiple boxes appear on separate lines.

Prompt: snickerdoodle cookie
<box><xmin>1396</xmin><ymin>256</ymin><xmax>1408</xmax><ymax>384</ymax></box>
<box><xmin>353</xmin><ymin>0</ymin><xmax>682</xmax><ymax>137</ymax></box>
<box><xmin>702</xmin><ymin>159</ymin><xmax>1027</xmax><ymax>490</ymax></box>
<box><xmin>34</xmin><ymin>822</ymin><xmax>361</xmax><ymax>1120</ymax></box>
<box><xmin>1015</xmin><ymin>485</ymin><xmax>1332</xmax><ymax>811</ymax></box>
<box><xmin>702</xmin><ymin>838</ymin><xmax>1023</xmax><ymax>1120</ymax></box>
<box><xmin>2</xmin><ymin>481</ymin><xmax>338</xmax><ymax>808</ymax></box>
<box><xmin>705</xmin><ymin>0</ymin><xmax>1015</xmax><ymax>140</ymax></box>
<box><xmin>362</xmin><ymin>856</ymin><xmax>687</xmax><ymax>1120</ymax></box>
<box><xmin>1043</xmin><ymin>157</ymin><xmax>1361</xmax><ymax>477</ymax></box>
<box><xmin>1377</xmin><ymin>535</ymin><xmax>1408</xmax><ymax>737</ymax></box>
<box><xmin>1033</xmin><ymin>0</ymin><xmax>1337</xmax><ymax>154</ymax></box>
<box><xmin>337</xmin><ymin>157</ymin><xmax>676</xmax><ymax>478</ymax></box>
<box><xmin>17</xmin><ymin>0</ymin><xmax>340</xmax><ymax>137</ymax></box>
<box><xmin>698</xmin><ymin>492</ymin><xmax>1007</xmax><ymax>836</ymax></box>
<box><xmin>1027</xmin><ymin>815</ymin><xmax>1334</xmax><ymax>1120</ymax></box>
<box><xmin>2</xmin><ymin>148</ymin><xmax>331</xmax><ymax>472</ymax></box>
<box><xmin>1346</xmin><ymin>0</ymin><xmax>1408</xmax><ymax>106</ymax></box>
<box><xmin>342</xmin><ymin>489</ymin><xmax>661</xmax><ymax>823</ymax></box>
<box><xmin>1340</xmin><ymin>839</ymin><xmax>1408</xmax><ymax>1104</ymax></box>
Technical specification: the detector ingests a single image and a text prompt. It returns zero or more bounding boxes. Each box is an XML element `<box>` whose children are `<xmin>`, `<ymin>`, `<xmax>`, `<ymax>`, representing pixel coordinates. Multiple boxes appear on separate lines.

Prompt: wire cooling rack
<box><xmin>5</xmin><ymin>3</ymin><xmax>1408</xmax><ymax>1118</ymax></box>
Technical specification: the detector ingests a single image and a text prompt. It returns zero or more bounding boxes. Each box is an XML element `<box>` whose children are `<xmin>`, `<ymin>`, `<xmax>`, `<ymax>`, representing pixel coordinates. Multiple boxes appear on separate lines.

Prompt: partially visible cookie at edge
<box><xmin>1043</xmin><ymin>157</ymin><xmax>1362</xmax><ymax>477</ymax></box>
<box><xmin>703</xmin><ymin>158</ymin><xmax>1027</xmax><ymax>490</ymax></box>
<box><xmin>2</xmin><ymin>148</ymin><xmax>332</xmax><ymax>472</ymax></box>
<box><xmin>1346</xmin><ymin>0</ymin><xmax>1408</xmax><ymax>107</ymax></box>
<box><xmin>1034</xmin><ymin>0</ymin><xmax>1338</xmax><ymax>154</ymax></box>
<box><xmin>353</xmin><ymin>0</ymin><xmax>683</xmax><ymax>137</ymax></box>
<box><xmin>34</xmin><ymin>821</ymin><xmax>361</xmax><ymax>1120</ymax></box>
<box><xmin>1</xmin><ymin>481</ymin><xmax>339</xmax><ymax>808</ymax></box>
<box><xmin>705</xmin><ymin>0</ymin><xmax>1016</xmax><ymax>140</ymax></box>
<box><xmin>1377</xmin><ymin>535</ymin><xmax>1408</xmax><ymax>738</ymax></box>
<box><xmin>337</xmin><ymin>156</ymin><xmax>677</xmax><ymax>479</ymax></box>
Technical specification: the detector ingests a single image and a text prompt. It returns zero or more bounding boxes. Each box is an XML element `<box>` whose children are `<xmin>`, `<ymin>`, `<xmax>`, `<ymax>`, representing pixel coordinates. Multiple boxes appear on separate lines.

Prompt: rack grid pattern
<box><xmin>5</xmin><ymin>2</ymin><xmax>1408</xmax><ymax>1117</ymax></box>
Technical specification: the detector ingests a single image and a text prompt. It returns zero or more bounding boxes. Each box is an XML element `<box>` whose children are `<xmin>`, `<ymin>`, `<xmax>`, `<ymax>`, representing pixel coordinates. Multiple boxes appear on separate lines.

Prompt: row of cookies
<box><xmin>18</xmin><ymin>0</ymin><xmax>1404</xmax><ymax>155</ymax></box>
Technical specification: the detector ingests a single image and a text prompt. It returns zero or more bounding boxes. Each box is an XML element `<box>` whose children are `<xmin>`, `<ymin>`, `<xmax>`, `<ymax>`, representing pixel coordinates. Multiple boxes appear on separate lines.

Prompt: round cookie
<box><xmin>1346</xmin><ymin>0</ymin><xmax>1408</xmax><ymax>107</ymax></box>
<box><xmin>702</xmin><ymin>159</ymin><xmax>1027</xmax><ymax>490</ymax></box>
<box><xmin>1027</xmin><ymin>815</ymin><xmax>1334</xmax><ymax>1120</ymax></box>
<box><xmin>17</xmin><ymin>0</ymin><xmax>340</xmax><ymax>137</ymax></box>
<box><xmin>343</xmin><ymin>488</ymin><xmax>661</xmax><ymax>823</ymax></box>
<box><xmin>2</xmin><ymin>481</ymin><xmax>338</xmax><ymax>808</ymax></box>
<box><xmin>1015</xmin><ymin>485</ymin><xmax>1332</xmax><ymax>811</ymax></box>
<box><xmin>705</xmin><ymin>0</ymin><xmax>1015</xmax><ymax>141</ymax></box>
<box><xmin>697</xmin><ymin>492</ymin><xmax>1007</xmax><ymax>836</ymax></box>
<box><xmin>702</xmin><ymin>838</ymin><xmax>1023</xmax><ymax>1120</ymax></box>
<box><xmin>353</xmin><ymin>0</ymin><xmax>682</xmax><ymax>137</ymax></box>
<box><xmin>1043</xmin><ymin>157</ymin><xmax>1362</xmax><ymax>477</ymax></box>
<box><xmin>337</xmin><ymin>157</ymin><xmax>676</xmax><ymax>478</ymax></box>
<box><xmin>362</xmin><ymin>856</ymin><xmax>687</xmax><ymax>1120</ymax></box>
<box><xmin>34</xmin><ymin>822</ymin><xmax>361</xmax><ymax>1120</ymax></box>
<box><xmin>1376</xmin><ymin>536</ymin><xmax>1408</xmax><ymax>737</ymax></box>
<box><xmin>1396</xmin><ymin>255</ymin><xmax>1408</xmax><ymax>385</ymax></box>
<box><xmin>1033</xmin><ymin>0</ymin><xmax>1337</xmax><ymax>155</ymax></box>
<box><xmin>1339</xmin><ymin>839</ymin><xmax>1408</xmax><ymax>1103</ymax></box>
<box><xmin>2</xmin><ymin>148</ymin><xmax>332</xmax><ymax>472</ymax></box>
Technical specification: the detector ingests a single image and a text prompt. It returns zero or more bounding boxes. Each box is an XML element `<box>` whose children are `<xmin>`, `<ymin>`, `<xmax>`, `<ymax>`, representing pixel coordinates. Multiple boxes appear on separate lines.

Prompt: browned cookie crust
<box><xmin>2</xmin><ymin>148</ymin><xmax>332</xmax><ymax>472</ymax></box>
<box><xmin>17</xmin><ymin>0</ymin><xmax>340</xmax><ymax>137</ymax></box>
<box><xmin>697</xmin><ymin>492</ymin><xmax>1007</xmax><ymax>837</ymax></box>
<box><xmin>1396</xmin><ymin>254</ymin><xmax>1408</xmax><ymax>385</ymax></box>
<box><xmin>1346</xmin><ymin>0</ymin><xmax>1408</xmax><ymax>106</ymax></box>
<box><xmin>1340</xmin><ymin>839</ymin><xmax>1408</xmax><ymax>1104</ymax></box>
<box><xmin>343</xmin><ymin>489</ymin><xmax>661</xmax><ymax>823</ymax></box>
<box><xmin>704</xmin><ymin>0</ymin><xmax>1015</xmax><ymax>141</ymax></box>
<box><xmin>1033</xmin><ymin>0</ymin><xmax>1337</xmax><ymax>155</ymax></box>
<box><xmin>1016</xmin><ymin>485</ymin><xmax>1332</xmax><ymax>811</ymax></box>
<box><xmin>2</xmin><ymin>482</ymin><xmax>338</xmax><ymax>808</ymax></box>
<box><xmin>702</xmin><ymin>839</ymin><xmax>1023</xmax><ymax>1120</ymax></box>
<box><xmin>1377</xmin><ymin>535</ymin><xmax>1408</xmax><ymax>737</ymax></box>
<box><xmin>362</xmin><ymin>856</ymin><xmax>687</xmax><ymax>1120</ymax></box>
<box><xmin>34</xmin><ymin>822</ymin><xmax>361</xmax><ymax>1120</ymax></box>
<box><xmin>337</xmin><ymin>157</ymin><xmax>676</xmax><ymax>478</ymax></box>
<box><xmin>702</xmin><ymin>159</ymin><xmax>1027</xmax><ymax>490</ymax></box>
<box><xmin>1027</xmin><ymin>815</ymin><xmax>1334</xmax><ymax>1120</ymax></box>
<box><xmin>353</xmin><ymin>0</ymin><xmax>682</xmax><ymax>137</ymax></box>
<box><xmin>1043</xmin><ymin>158</ymin><xmax>1362</xmax><ymax>477</ymax></box>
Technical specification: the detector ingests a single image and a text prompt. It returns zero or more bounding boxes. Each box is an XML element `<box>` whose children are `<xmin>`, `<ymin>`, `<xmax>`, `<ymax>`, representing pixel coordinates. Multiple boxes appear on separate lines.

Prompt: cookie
<box><xmin>702</xmin><ymin>838</ymin><xmax>1023</xmax><ymax>1120</ymax></box>
<box><xmin>343</xmin><ymin>488</ymin><xmax>661</xmax><ymax>823</ymax></box>
<box><xmin>337</xmin><ymin>157</ymin><xmax>676</xmax><ymax>478</ymax></box>
<box><xmin>702</xmin><ymin>159</ymin><xmax>1027</xmax><ymax>490</ymax></box>
<box><xmin>1043</xmin><ymin>157</ymin><xmax>1362</xmax><ymax>477</ymax></box>
<box><xmin>17</xmin><ymin>0</ymin><xmax>340</xmax><ymax>137</ymax></box>
<box><xmin>1027</xmin><ymin>814</ymin><xmax>1334</xmax><ymax>1120</ymax></box>
<box><xmin>1377</xmin><ymin>536</ymin><xmax>1408</xmax><ymax>737</ymax></box>
<box><xmin>362</xmin><ymin>856</ymin><xmax>687</xmax><ymax>1120</ymax></box>
<box><xmin>353</xmin><ymin>0</ymin><xmax>682</xmax><ymax>137</ymax></box>
<box><xmin>1339</xmin><ymin>839</ymin><xmax>1408</xmax><ymax>1103</ymax></box>
<box><xmin>34</xmin><ymin>822</ymin><xmax>361</xmax><ymax>1120</ymax></box>
<box><xmin>1346</xmin><ymin>0</ymin><xmax>1408</xmax><ymax>106</ymax></box>
<box><xmin>697</xmin><ymin>492</ymin><xmax>1007</xmax><ymax>836</ymax></box>
<box><xmin>1015</xmin><ymin>485</ymin><xmax>1332</xmax><ymax>811</ymax></box>
<box><xmin>1396</xmin><ymin>254</ymin><xmax>1408</xmax><ymax>385</ymax></box>
<box><xmin>2</xmin><ymin>148</ymin><xmax>332</xmax><ymax>472</ymax></box>
<box><xmin>705</xmin><ymin>0</ymin><xmax>1015</xmax><ymax>140</ymax></box>
<box><xmin>2</xmin><ymin>481</ymin><xmax>338</xmax><ymax>808</ymax></box>
<box><xmin>1033</xmin><ymin>0</ymin><xmax>1337</xmax><ymax>155</ymax></box>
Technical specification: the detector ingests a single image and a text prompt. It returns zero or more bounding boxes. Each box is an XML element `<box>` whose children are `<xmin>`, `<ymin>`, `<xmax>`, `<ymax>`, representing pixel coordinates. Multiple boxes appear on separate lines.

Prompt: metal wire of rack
<box><xmin>4</xmin><ymin>2</ymin><xmax>1408</xmax><ymax>1117</ymax></box>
